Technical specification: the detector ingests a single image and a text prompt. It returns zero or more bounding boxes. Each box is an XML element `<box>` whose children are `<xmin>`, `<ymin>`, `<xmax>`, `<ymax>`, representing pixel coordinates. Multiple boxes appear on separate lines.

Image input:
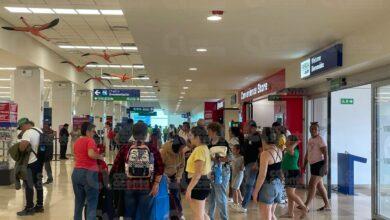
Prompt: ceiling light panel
<box><xmin>76</xmin><ymin>9</ymin><xmax>100</xmax><ymax>15</ymax></box>
<box><xmin>100</xmin><ymin>10</ymin><xmax>123</xmax><ymax>15</ymax></box>
<box><xmin>53</xmin><ymin>8</ymin><xmax>77</xmax><ymax>14</ymax></box>
<box><xmin>4</xmin><ymin>7</ymin><xmax>31</xmax><ymax>13</ymax></box>
<box><xmin>196</xmin><ymin>48</ymin><xmax>207</xmax><ymax>52</ymax></box>
<box><xmin>0</xmin><ymin>67</ymin><xmax>16</xmax><ymax>70</ymax></box>
<box><xmin>189</xmin><ymin>67</ymin><xmax>197</xmax><ymax>71</ymax></box>
<box><xmin>29</xmin><ymin>8</ymin><xmax>55</xmax><ymax>14</ymax></box>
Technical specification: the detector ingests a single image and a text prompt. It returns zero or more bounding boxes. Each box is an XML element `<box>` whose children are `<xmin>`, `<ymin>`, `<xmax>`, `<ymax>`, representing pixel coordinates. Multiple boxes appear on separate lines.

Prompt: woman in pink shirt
<box><xmin>72</xmin><ymin>122</ymin><xmax>104</xmax><ymax>220</ymax></box>
<box><xmin>303</xmin><ymin>122</ymin><xmax>331</xmax><ymax>212</ymax></box>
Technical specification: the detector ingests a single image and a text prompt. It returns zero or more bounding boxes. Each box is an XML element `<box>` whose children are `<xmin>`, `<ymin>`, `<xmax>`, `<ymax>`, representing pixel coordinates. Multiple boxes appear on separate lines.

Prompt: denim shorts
<box><xmin>258</xmin><ymin>178</ymin><xmax>283</xmax><ymax>205</ymax></box>
<box><xmin>231</xmin><ymin>171</ymin><xmax>244</xmax><ymax>190</ymax></box>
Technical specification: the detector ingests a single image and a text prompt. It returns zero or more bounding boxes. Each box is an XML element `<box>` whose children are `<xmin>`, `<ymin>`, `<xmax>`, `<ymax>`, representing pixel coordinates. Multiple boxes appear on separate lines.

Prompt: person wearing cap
<box><xmin>160</xmin><ymin>135</ymin><xmax>186</xmax><ymax>219</ymax></box>
<box><xmin>42</xmin><ymin>122</ymin><xmax>55</xmax><ymax>184</ymax></box>
<box><xmin>241</xmin><ymin>120</ymin><xmax>262</xmax><ymax>211</ymax></box>
<box><xmin>59</xmin><ymin>123</ymin><xmax>70</xmax><ymax>160</ymax></box>
<box><xmin>16</xmin><ymin>118</ymin><xmax>45</xmax><ymax>216</ymax></box>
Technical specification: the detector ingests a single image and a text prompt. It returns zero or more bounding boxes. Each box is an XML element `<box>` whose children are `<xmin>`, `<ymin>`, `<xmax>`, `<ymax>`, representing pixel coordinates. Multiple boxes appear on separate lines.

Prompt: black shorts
<box><xmin>284</xmin><ymin>170</ymin><xmax>301</xmax><ymax>188</ymax></box>
<box><xmin>310</xmin><ymin>160</ymin><xmax>326</xmax><ymax>177</ymax></box>
<box><xmin>189</xmin><ymin>176</ymin><xmax>211</xmax><ymax>200</ymax></box>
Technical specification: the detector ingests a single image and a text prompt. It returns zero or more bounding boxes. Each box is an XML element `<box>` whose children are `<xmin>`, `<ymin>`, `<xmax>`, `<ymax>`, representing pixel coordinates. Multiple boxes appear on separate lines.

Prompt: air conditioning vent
<box><xmin>120</xmin><ymin>42</ymin><xmax>136</xmax><ymax>47</ymax></box>
<box><xmin>110</xmin><ymin>26</ymin><xmax>129</xmax><ymax>31</ymax></box>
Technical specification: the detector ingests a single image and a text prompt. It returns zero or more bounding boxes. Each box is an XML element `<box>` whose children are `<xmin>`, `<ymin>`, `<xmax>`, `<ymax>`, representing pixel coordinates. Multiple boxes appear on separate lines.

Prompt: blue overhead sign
<box><xmin>93</xmin><ymin>89</ymin><xmax>140</xmax><ymax>101</ymax></box>
<box><xmin>301</xmin><ymin>44</ymin><xmax>343</xmax><ymax>79</ymax></box>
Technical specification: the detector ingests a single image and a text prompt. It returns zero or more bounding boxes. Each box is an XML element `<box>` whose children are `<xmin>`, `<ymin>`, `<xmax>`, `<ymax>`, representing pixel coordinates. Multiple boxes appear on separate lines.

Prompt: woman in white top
<box><xmin>303</xmin><ymin>122</ymin><xmax>330</xmax><ymax>211</ymax></box>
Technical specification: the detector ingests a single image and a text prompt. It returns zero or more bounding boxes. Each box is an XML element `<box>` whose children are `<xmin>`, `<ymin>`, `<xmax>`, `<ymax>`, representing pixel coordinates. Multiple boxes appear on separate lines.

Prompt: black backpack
<box><xmin>31</xmin><ymin>128</ymin><xmax>52</xmax><ymax>162</ymax></box>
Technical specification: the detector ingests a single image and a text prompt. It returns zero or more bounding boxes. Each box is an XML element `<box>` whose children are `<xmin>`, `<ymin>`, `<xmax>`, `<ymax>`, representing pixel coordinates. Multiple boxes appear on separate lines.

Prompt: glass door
<box><xmin>374</xmin><ymin>83</ymin><xmax>390</xmax><ymax>220</ymax></box>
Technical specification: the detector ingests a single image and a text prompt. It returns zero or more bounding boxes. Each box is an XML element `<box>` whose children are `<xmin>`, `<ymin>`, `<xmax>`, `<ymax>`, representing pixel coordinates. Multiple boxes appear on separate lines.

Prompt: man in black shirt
<box><xmin>241</xmin><ymin>120</ymin><xmax>262</xmax><ymax>210</ymax></box>
<box><xmin>59</xmin><ymin>123</ymin><xmax>70</xmax><ymax>160</ymax></box>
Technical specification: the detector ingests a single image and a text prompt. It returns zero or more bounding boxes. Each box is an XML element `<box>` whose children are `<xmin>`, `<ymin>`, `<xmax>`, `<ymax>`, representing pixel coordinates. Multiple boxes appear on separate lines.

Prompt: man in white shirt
<box><xmin>17</xmin><ymin>118</ymin><xmax>44</xmax><ymax>216</ymax></box>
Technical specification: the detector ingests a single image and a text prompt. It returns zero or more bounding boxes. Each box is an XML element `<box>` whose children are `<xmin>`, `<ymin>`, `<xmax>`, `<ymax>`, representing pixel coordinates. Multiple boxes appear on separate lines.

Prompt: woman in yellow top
<box><xmin>273</xmin><ymin>122</ymin><xmax>287</xmax><ymax>150</ymax></box>
<box><xmin>185</xmin><ymin>126</ymin><xmax>212</xmax><ymax>220</ymax></box>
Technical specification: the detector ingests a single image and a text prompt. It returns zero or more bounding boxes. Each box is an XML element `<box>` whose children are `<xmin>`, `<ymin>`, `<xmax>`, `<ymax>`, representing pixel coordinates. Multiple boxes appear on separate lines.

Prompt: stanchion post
<box><xmin>53</xmin><ymin>137</ymin><xmax>60</xmax><ymax>161</ymax></box>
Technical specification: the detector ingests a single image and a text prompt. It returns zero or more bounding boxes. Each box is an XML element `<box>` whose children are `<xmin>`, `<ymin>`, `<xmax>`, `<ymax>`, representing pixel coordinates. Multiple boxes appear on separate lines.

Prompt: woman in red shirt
<box><xmin>72</xmin><ymin>122</ymin><xmax>104</xmax><ymax>220</ymax></box>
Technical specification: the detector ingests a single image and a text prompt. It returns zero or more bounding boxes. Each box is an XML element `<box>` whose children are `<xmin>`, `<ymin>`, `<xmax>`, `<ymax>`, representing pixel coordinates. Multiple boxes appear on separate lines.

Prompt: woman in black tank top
<box><xmin>252</xmin><ymin>127</ymin><xmax>284</xmax><ymax>220</ymax></box>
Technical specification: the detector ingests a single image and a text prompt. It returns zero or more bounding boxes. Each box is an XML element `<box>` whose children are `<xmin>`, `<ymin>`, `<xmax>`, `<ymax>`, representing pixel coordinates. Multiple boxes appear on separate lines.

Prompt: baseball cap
<box><xmin>17</xmin><ymin>118</ymin><xmax>31</xmax><ymax>130</ymax></box>
<box><xmin>248</xmin><ymin>120</ymin><xmax>257</xmax><ymax>128</ymax></box>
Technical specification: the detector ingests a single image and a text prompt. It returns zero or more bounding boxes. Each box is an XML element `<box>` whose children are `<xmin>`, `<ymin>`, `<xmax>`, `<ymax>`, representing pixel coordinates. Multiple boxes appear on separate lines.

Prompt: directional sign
<box><xmin>129</xmin><ymin>107</ymin><xmax>154</xmax><ymax>113</ymax></box>
<box><xmin>139</xmin><ymin>111</ymin><xmax>157</xmax><ymax>116</ymax></box>
<box><xmin>93</xmin><ymin>89</ymin><xmax>140</xmax><ymax>101</ymax></box>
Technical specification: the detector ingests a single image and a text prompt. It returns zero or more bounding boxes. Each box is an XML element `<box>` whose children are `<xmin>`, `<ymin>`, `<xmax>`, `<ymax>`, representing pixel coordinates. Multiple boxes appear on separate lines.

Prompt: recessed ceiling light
<box><xmin>0</xmin><ymin>79</ymin><xmax>10</xmax><ymax>81</ymax></box>
<box><xmin>141</xmin><ymin>91</ymin><xmax>155</xmax><ymax>94</ymax></box>
<box><xmin>58</xmin><ymin>45</ymin><xmax>75</xmax><ymax>49</ymax></box>
<box><xmin>100</xmin><ymin>9</ymin><xmax>123</xmax><ymax>15</ymax></box>
<box><xmin>44</xmin><ymin>79</ymin><xmax>51</xmax><ymax>82</ymax></box>
<box><xmin>106</xmin><ymin>46</ymin><xmax>122</xmax><ymax>50</ymax></box>
<box><xmin>133</xmin><ymin>64</ymin><xmax>145</xmax><ymax>69</ymax></box>
<box><xmin>123</xmin><ymin>46</ymin><xmax>138</xmax><ymax>51</ymax></box>
<box><xmin>189</xmin><ymin>67</ymin><xmax>197</xmax><ymax>71</ymax></box>
<box><xmin>196</xmin><ymin>48</ymin><xmax>207</xmax><ymax>52</ymax></box>
<box><xmin>53</xmin><ymin>8</ymin><xmax>77</xmax><ymax>14</ymax></box>
<box><xmin>141</xmin><ymin>98</ymin><xmax>158</xmax><ymax>101</ymax></box>
<box><xmin>180</xmin><ymin>92</ymin><xmax>186</xmax><ymax>95</ymax></box>
<box><xmin>183</xmin><ymin>87</ymin><xmax>189</xmax><ymax>90</ymax></box>
<box><xmin>132</xmin><ymin>77</ymin><xmax>150</xmax><ymax>80</ymax></box>
<box><xmin>90</xmin><ymin>46</ymin><xmax>107</xmax><ymax>50</ymax></box>
<box><xmin>0</xmin><ymin>87</ymin><xmax>11</xmax><ymax>89</ymax></box>
<box><xmin>141</xmin><ymin>96</ymin><xmax>157</xmax><ymax>98</ymax></box>
<box><xmin>0</xmin><ymin>67</ymin><xmax>16</xmax><ymax>70</ymax></box>
<box><xmin>0</xmin><ymin>92</ymin><xmax>10</xmax><ymax>94</ymax></box>
<box><xmin>178</xmin><ymin>100</ymin><xmax>182</xmax><ymax>102</ymax></box>
<box><xmin>179</xmin><ymin>96</ymin><xmax>184</xmax><ymax>99</ymax></box>
<box><xmin>4</xmin><ymin>7</ymin><xmax>31</xmax><ymax>13</ymax></box>
<box><xmin>207</xmin><ymin>10</ymin><xmax>224</xmax><ymax>22</ymax></box>
<box><xmin>29</xmin><ymin>8</ymin><xmax>55</xmax><ymax>14</ymax></box>
<box><xmin>76</xmin><ymin>9</ymin><xmax>100</xmax><ymax>15</ymax></box>
<box><xmin>113</xmin><ymin>85</ymin><xmax>153</xmax><ymax>88</ymax></box>
<box><xmin>75</xmin><ymin>46</ymin><xmax>91</xmax><ymax>49</ymax></box>
<box><xmin>185</xmin><ymin>79</ymin><xmax>192</xmax><ymax>82</ymax></box>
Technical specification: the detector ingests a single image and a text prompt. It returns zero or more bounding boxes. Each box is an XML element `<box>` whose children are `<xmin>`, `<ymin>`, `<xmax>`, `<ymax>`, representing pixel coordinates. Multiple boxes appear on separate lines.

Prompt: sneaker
<box><xmin>44</xmin><ymin>179</ymin><xmax>53</xmax><ymax>185</ymax></box>
<box><xmin>228</xmin><ymin>198</ymin><xmax>234</xmax><ymax>203</ymax></box>
<box><xmin>236</xmin><ymin>205</ymin><xmax>247</xmax><ymax>213</ymax></box>
<box><xmin>17</xmin><ymin>207</ymin><xmax>35</xmax><ymax>216</ymax></box>
<box><xmin>34</xmin><ymin>206</ymin><xmax>44</xmax><ymax>213</ymax></box>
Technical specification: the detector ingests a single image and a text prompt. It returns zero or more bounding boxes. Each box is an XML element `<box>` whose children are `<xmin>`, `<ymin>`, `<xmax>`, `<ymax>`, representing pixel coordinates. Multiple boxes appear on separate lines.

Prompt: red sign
<box><xmin>0</xmin><ymin>103</ymin><xmax>18</xmax><ymax>113</ymax></box>
<box><xmin>73</xmin><ymin>116</ymin><xmax>89</xmax><ymax>130</ymax></box>
<box><xmin>239</xmin><ymin>69</ymin><xmax>285</xmax><ymax>103</ymax></box>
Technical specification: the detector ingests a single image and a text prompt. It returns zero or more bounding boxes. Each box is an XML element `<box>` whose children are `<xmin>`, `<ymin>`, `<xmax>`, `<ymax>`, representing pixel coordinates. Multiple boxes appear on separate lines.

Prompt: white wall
<box><xmin>191</xmin><ymin>103</ymin><xmax>205</xmax><ymax>124</ymax></box>
<box><xmin>331</xmin><ymin>84</ymin><xmax>371</xmax><ymax>185</ymax></box>
<box><xmin>253</xmin><ymin>99</ymin><xmax>275</xmax><ymax>128</ymax></box>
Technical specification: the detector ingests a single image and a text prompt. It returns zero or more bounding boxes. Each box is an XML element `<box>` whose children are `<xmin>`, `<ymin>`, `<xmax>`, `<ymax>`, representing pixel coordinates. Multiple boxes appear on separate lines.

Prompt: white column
<box><xmin>75</xmin><ymin>90</ymin><xmax>92</xmax><ymax>116</ymax></box>
<box><xmin>106</xmin><ymin>101</ymin><xmax>114</xmax><ymax>117</ymax></box>
<box><xmin>52</xmin><ymin>82</ymin><xmax>75</xmax><ymax>155</ymax></box>
<box><xmin>92</xmin><ymin>101</ymin><xmax>106</xmax><ymax>130</ymax></box>
<box><xmin>11</xmin><ymin>67</ymin><xmax>44</xmax><ymax>128</ymax></box>
<box><xmin>114</xmin><ymin>103</ymin><xmax>122</xmax><ymax>125</ymax></box>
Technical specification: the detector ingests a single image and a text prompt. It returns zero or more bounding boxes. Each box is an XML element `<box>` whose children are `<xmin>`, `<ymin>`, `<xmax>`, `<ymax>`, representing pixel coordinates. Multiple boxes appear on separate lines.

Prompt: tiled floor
<box><xmin>0</xmin><ymin>157</ymin><xmax>374</xmax><ymax>220</ymax></box>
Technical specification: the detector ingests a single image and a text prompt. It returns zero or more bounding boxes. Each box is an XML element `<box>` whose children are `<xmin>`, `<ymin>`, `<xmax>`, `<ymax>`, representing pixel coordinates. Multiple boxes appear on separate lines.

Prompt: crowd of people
<box><xmin>12</xmin><ymin>117</ymin><xmax>331</xmax><ymax>220</ymax></box>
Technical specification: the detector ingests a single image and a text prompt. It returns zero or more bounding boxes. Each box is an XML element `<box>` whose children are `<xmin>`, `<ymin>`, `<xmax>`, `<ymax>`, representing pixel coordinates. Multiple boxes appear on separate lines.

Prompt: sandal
<box><xmin>297</xmin><ymin>205</ymin><xmax>310</xmax><ymax>212</ymax></box>
<box><xmin>279</xmin><ymin>213</ymin><xmax>294</xmax><ymax>219</ymax></box>
<box><xmin>317</xmin><ymin>206</ymin><xmax>331</xmax><ymax>212</ymax></box>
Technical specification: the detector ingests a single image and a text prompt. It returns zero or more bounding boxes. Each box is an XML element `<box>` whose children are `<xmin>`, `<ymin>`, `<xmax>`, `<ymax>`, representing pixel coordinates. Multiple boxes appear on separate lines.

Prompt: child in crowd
<box><xmin>231</xmin><ymin>144</ymin><xmax>246</xmax><ymax>212</ymax></box>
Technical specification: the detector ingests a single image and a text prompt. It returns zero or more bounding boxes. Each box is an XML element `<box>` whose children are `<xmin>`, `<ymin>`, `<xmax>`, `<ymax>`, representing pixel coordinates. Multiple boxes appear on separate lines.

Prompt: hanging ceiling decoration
<box><xmin>82</xmin><ymin>50</ymin><xmax>130</xmax><ymax>63</ymax></box>
<box><xmin>61</xmin><ymin>61</ymin><xmax>98</xmax><ymax>73</ymax></box>
<box><xmin>2</xmin><ymin>17</ymin><xmax>59</xmax><ymax>41</ymax></box>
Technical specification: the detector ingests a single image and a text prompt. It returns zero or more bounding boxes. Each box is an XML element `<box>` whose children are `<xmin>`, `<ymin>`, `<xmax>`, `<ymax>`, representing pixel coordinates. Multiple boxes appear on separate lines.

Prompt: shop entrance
<box><xmin>330</xmin><ymin>85</ymin><xmax>372</xmax><ymax>206</ymax></box>
<box><xmin>252</xmin><ymin>98</ymin><xmax>275</xmax><ymax>128</ymax></box>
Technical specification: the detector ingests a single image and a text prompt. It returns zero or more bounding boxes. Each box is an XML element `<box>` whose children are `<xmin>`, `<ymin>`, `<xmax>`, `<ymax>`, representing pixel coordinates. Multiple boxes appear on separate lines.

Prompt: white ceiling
<box><xmin>120</xmin><ymin>0</ymin><xmax>390</xmax><ymax>113</ymax></box>
<box><xmin>0</xmin><ymin>0</ymin><xmax>153</xmax><ymax>91</ymax></box>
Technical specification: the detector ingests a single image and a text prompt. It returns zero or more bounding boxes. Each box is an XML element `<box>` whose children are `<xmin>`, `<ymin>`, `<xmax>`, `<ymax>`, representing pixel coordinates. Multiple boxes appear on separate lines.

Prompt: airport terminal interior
<box><xmin>0</xmin><ymin>1</ymin><xmax>390</xmax><ymax>220</ymax></box>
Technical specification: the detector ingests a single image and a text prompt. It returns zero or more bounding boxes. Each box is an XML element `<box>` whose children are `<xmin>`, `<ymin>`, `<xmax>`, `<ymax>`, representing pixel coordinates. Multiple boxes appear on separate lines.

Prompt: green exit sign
<box><xmin>341</xmin><ymin>98</ymin><xmax>354</xmax><ymax>105</ymax></box>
